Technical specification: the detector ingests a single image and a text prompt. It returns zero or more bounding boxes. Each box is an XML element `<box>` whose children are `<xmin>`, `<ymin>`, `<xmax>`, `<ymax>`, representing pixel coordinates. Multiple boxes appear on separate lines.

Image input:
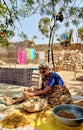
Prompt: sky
<box><xmin>11</xmin><ymin>1</ymin><xmax>83</xmax><ymax>45</ymax></box>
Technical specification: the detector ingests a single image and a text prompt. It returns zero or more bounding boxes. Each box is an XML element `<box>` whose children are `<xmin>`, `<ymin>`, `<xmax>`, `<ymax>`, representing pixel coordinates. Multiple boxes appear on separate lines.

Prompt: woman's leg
<box><xmin>3</xmin><ymin>88</ymin><xmax>31</xmax><ymax>106</ymax></box>
<box><xmin>3</xmin><ymin>94</ymin><xmax>25</xmax><ymax>106</ymax></box>
<box><xmin>46</xmin><ymin>85</ymin><xmax>73</xmax><ymax>107</ymax></box>
<box><xmin>3</xmin><ymin>87</ymin><xmax>39</xmax><ymax>106</ymax></box>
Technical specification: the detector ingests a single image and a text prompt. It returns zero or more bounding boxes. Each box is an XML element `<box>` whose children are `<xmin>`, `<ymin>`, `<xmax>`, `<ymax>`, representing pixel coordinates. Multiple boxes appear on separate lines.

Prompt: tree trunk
<box><xmin>48</xmin><ymin>17</ymin><xmax>56</xmax><ymax>70</ymax></box>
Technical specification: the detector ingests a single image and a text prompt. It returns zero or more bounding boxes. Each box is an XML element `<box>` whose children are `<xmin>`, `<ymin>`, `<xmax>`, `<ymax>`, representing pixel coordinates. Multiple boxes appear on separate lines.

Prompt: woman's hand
<box><xmin>24</xmin><ymin>86</ymin><xmax>38</xmax><ymax>92</ymax></box>
<box><xmin>23</xmin><ymin>91</ymin><xmax>34</xmax><ymax>99</ymax></box>
<box><xmin>29</xmin><ymin>87</ymin><xmax>36</xmax><ymax>92</ymax></box>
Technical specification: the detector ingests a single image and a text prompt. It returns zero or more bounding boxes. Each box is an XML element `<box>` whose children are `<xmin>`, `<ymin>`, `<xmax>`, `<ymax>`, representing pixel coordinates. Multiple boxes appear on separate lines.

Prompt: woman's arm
<box><xmin>23</xmin><ymin>86</ymin><xmax>52</xmax><ymax>98</ymax></box>
<box><xmin>34</xmin><ymin>86</ymin><xmax>52</xmax><ymax>96</ymax></box>
<box><xmin>23</xmin><ymin>86</ymin><xmax>52</xmax><ymax>97</ymax></box>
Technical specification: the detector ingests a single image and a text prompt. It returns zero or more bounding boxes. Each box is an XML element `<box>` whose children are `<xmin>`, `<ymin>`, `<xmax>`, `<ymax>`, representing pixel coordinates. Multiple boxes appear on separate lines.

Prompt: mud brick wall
<box><xmin>0</xmin><ymin>43</ymin><xmax>83</xmax><ymax>71</ymax></box>
<box><xmin>0</xmin><ymin>67</ymin><xmax>33</xmax><ymax>87</ymax></box>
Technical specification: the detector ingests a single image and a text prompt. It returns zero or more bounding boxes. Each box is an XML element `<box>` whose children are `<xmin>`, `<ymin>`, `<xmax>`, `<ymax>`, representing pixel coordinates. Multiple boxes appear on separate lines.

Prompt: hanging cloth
<box><xmin>17</xmin><ymin>48</ymin><xmax>26</xmax><ymax>64</ymax></box>
<box><xmin>26</xmin><ymin>48</ymin><xmax>36</xmax><ymax>59</ymax></box>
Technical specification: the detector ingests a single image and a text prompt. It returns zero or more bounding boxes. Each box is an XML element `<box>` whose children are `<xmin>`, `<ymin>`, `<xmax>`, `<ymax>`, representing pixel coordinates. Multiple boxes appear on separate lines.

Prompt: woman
<box><xmin>3</xmin><ymin>62</ymin><xmax>73</xmax><ymax>107</ymax></box>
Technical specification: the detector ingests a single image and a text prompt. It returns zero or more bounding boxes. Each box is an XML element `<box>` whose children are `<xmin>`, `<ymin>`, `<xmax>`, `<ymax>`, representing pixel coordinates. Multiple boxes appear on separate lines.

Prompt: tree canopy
<box><xmin>0</xmin><ymin>0</ymin><xmax>83</xmax><ymax>43</ymax></box>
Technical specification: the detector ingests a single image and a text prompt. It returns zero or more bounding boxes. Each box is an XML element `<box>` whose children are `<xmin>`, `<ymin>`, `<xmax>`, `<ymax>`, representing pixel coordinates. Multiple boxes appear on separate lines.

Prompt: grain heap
<box><xmin>58</xmin><ymin>110</ymin><xmax>76</xmax><ymax>119</ymax></box>
<box><xmin>0</xmin><ymin>112</ymin><xmax>29</xmax><ymax>128</ymax></box>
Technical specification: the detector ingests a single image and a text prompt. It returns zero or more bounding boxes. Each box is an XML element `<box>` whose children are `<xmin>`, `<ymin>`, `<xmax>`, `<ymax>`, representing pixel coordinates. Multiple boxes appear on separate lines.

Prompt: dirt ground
<box><xmin>57</xmin><ymin>71</ymin><xmax>83</xmax><ymax>100</ymax></box>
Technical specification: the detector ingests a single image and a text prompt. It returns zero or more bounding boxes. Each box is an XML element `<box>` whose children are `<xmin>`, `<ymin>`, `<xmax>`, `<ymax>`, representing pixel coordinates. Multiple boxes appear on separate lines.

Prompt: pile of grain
<box><xmin>58</xmin><ymin>110</ymin><xmax>76</xmax><ymax>119</ymax></box>
<box><xmin>0</xmin><ymin>112</ymin><xmax>29</xmax><ymax>128</ymax></box>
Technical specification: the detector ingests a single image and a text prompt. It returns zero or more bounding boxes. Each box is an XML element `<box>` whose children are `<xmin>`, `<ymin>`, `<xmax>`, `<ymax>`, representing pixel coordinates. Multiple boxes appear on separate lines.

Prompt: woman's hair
<box><xmin>38</xmin><ymin>62</ymin><xmax>51</xmax><ymax>70</ymax></box>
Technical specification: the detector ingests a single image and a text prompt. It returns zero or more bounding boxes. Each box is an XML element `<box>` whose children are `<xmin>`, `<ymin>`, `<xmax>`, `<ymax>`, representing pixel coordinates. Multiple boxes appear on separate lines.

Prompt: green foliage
<box><xmin>78</xmin><ymin>8</ymin><xmax>83</xmax><ymax>19</ymax></box>
<box><xmin>64</xmin><ymin>21</ymin><xmax>69</xmax><ymax>27</ymax></box>
<box><xmin>0</xmin><ymin>0</ymin><xmax>83</xmax><ymax>47</ymax></box>
<box><xmin>3</xmin><ymin>30</ymin><xmax>15</xmax><ymax>39</ymax></box>
<box><xmin>0</xmin><ymin>3</ymin><xmax>7</xmax><ymax>16</ymax></box>
<box><xmin>60</xmin><ymin>7</ymin><xmax>66</xmax><ymax>12</ymax></box>
<box><xmin>27</xmin><ymin>0</ymin><xmax>34</xmax><ymax>4</ymax></box>
<box><xmin>72</xmin><ymin>20</ymin><xmax>79</xmax><ymax>26</ymax></box>
<box><xmin>69</xmin><ymin>7</ymin><xmax>76</xmax><ymax>16</ymax></box>
<box><xmin>0</xmin><ymin>29</ymin><xmax>15</xmax><ymax>47</ymax></box>
<box><xmin>19</xmin><ymin>32</ymin><xmax>28</xmax><ymax>41</ymax></box>
<box><xmin>0</xmin><ymin>35</ymin><xmax>10</xmax><ymax>47</ymax></box>
<box><xmin>0</xmin><ymin>0</ymin><xmax>19</xmax><ymax>46</ymax></box>
<box><xmin>78</xmin><ymin>28</ymin><xmax>83</xmax><ymax>40</ymax></box>
<box><xmin>38</xmin><ymin>17</ymin><xmax>51</xmax><ymax>35</ymax></box>
<box><xmin>33</xmin><ymin>36</ymin><xmax>37</xmax><ymax>39</ymax></box>
<box><xmin>64</xmin><ymin>0</ymin><xmax>72</xmax><ymax>4</ymax></box>
<box><xmin>21</xmin><ymin>0</ymin><xmax>34</xmax><ymax>4</ymax></box>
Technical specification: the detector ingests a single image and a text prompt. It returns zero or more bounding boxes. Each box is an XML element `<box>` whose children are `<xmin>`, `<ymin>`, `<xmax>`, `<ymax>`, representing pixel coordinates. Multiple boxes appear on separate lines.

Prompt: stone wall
<box><xmin>48</xmin><ymin>50</ymin><xmax>83</xmax><ymax>71</ymax></box>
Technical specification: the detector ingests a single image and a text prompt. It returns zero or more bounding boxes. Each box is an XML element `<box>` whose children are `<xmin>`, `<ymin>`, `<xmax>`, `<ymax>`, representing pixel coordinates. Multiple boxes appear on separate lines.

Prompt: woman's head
<box><xmin>38</xmin><ymin>62</ymin><xmax>50</xmax><ymax>70</ymax></box>
<box><xmin>38</xmin><ymin>62</ymin><xmax>51</xmax><ymax>76</ymax></box>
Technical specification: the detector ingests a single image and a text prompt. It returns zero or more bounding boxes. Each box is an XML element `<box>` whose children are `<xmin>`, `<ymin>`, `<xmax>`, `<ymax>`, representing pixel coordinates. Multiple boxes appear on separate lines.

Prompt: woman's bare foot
<box><xmin>3</xmin><ymin>94</ymin><xmax>14</xmax><ymax>106</ymax></box>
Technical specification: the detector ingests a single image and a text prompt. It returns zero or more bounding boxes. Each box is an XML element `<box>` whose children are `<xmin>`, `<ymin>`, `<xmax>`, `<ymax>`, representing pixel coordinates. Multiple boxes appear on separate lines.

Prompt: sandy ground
<box><xmin>57</xmin><ymin>71</ymin><xmax>83</xmax><ymax>97</ymax></box>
